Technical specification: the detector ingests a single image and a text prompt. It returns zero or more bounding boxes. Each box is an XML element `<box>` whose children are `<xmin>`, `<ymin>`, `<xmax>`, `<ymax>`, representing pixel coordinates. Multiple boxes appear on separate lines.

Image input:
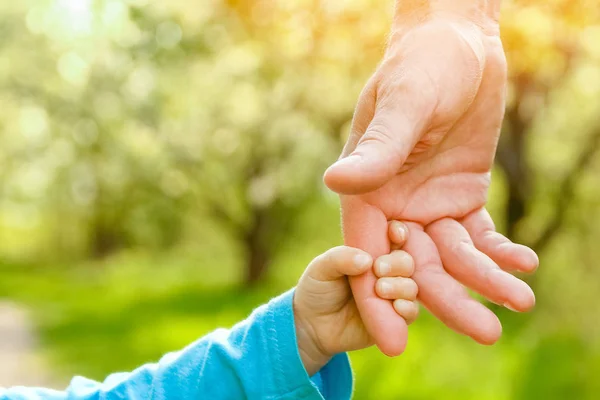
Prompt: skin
<box><xmin>294</xmin><ymin>221</ymin><xmax>418</xmax><ymax>375</ymax></box>
<box><xmin>323</xmin><ymin>0</ymin><xmax>538</xmax><ymax>356</ymax></box>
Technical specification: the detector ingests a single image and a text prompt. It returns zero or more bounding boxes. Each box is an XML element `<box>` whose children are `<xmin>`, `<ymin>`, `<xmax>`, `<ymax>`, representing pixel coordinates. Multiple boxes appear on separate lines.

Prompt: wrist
<box><xmin>293</xmin><ymin>307</ymin><xmax>331</xmax><ymax>376</ymax></box>
<box><xmin>392</xmin><ymin>0</ymin><xmax>501</xmax><ymax>31</ymax></box>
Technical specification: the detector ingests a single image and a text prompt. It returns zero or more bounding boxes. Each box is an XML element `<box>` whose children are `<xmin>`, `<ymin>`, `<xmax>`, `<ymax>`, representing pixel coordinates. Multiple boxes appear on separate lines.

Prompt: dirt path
<box><xmin>0</xmin><ymin>301</ymin><xmax>54</xmax><ymax>387</ymax></box>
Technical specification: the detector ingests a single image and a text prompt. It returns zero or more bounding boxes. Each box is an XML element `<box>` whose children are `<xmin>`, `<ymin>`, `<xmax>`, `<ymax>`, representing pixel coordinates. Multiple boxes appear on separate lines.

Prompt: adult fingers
<box><xmin>404</xmin><ymin>222</ymin><xmax>503</xmax><ymax>345</ymax></box>
<box><xmin>342</xmin><ymin>197</ymin><xmax>409</xmax><ymax>356</ymax></box>
<box><xmin>426</xmin><ymin>218</ymin><xmax>535</xmax><ymax>312</ymax></box>
<box><xmin>462</xmin><ymin>208</ymin><xmax>539</xmax><ymax>273</ymax></box>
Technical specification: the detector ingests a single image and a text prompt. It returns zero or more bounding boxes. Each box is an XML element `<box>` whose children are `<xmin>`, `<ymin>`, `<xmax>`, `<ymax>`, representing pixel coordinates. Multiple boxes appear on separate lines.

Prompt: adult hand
<box><xmin>324</xmin><ymin>1</ymin><xmax>538</xmax><ymax>356</ymax></box>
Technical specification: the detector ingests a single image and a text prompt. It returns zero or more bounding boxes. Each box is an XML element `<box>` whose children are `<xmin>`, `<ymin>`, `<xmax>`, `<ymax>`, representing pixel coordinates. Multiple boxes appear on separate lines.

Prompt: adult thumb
<box><xmin>324</xmin><ymin>79</ymin><xmax>432</xmax><ymax>195</ymax></box>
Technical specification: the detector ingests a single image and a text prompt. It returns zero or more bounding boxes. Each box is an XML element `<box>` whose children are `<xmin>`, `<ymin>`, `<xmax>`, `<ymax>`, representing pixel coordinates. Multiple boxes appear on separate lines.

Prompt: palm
<box><xmin>362</xmin><ymin>21</ymin><xmax>504</xmax><ymax>223</ymax></box>
<box><xmin>326</xmin><ymin>17</ymin><xmax>538</xmax><ymax>356</ymax></box>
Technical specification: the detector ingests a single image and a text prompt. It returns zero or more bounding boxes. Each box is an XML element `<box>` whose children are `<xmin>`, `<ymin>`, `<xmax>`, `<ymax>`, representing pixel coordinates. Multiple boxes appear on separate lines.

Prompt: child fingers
<box><xmin>374</xmin><ymin>250</ymin><xmax>415</xmax><ymax>278</ymax></box>
<box><xmin>308</xmin><ymin>246</ymin><xmax>373</xmax><ymax>281</ymax></box>
<box><xmin>393</xmin><ymin>299</ymin><xmax>419</xmax><ymax>325</ymax></box>
<box><xmin>388</xmin><ymin>221</ymin><xmax>409</xmax><ymax>249</ymax></box>
<box><xmin>376</xmin><ymin>277</ymin><xmax>418</xmax><ymax>300</ymax></box>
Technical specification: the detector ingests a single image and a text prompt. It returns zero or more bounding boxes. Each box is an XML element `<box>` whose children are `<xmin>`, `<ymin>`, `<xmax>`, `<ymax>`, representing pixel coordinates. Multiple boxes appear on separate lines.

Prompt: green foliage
<box><xmin>1</xmin><ymin>0</ymin><xmax>600</xmax><ymax>398</ymax></box>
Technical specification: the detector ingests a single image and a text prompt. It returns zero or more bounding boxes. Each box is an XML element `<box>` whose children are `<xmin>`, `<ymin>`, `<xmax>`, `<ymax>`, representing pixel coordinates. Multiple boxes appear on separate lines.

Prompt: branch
<box><xmin>530</xmin><ymin>128</ymin><xmax>600</xmax><ymax>253</ymax></box>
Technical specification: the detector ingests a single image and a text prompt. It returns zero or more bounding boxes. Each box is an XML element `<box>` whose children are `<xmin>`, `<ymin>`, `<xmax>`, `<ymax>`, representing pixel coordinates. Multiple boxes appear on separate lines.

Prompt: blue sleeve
<box><xmin>0</xmin><ymin>289</ymin><xmax>353</xmax><ymax>400</ymax></box>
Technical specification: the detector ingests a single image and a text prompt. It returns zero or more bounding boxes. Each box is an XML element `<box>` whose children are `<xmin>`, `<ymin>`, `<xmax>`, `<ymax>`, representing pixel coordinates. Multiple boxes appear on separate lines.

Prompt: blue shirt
<box><xmin>0</xmin><ymin>289</ymin><xmax>353</xmax><ymax>399</ymax></box>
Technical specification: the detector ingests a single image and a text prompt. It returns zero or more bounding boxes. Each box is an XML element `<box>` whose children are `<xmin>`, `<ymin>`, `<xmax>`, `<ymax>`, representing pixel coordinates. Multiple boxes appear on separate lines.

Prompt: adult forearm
<box><xmin>393</xmin><ymin>0</ymin><xmax>501</xmax><ymax>27</ymax></box>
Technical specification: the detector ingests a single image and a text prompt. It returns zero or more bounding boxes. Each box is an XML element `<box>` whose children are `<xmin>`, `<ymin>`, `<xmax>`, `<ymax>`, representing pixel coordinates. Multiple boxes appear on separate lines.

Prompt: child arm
<box><xmin>0</xmin><ymin>290</ymin><xmax>351</xmax><ymax>400</ymax></box>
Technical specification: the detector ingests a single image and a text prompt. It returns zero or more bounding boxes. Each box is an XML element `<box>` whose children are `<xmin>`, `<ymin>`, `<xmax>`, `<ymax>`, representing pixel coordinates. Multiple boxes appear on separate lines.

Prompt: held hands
<box><xmin>294</xmin><ymin>221</ymin><xmax>417</xmax><ymax>376</ymax></box>
<box><xmin>324</xmin><ymin>1</ymin><xmax>538</xmax><ymax>355</ymax></box>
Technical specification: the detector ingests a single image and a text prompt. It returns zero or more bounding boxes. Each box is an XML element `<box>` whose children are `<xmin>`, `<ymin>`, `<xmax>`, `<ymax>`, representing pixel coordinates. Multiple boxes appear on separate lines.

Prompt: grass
<box><xmin>1</xmin><ymin>200</ymin><xmax>599</xmax><ymax>398</ymax></box>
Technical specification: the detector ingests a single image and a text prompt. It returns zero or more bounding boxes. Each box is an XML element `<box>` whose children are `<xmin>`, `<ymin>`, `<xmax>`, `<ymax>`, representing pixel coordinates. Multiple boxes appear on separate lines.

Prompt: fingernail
<box><xmin>378</xmin><ymin>260</ymin><xmax>391</xmax><ymax>276</ymax></box>
<box><xmin>503</xmin><ymin>303</ymin><xmax>518</xmax><ymax>312</ymax></box>
<box><xmin>354</xmin><ymin>254</ymin><xmax>372</xmax><ymax>269</ymax></box>
<box><xmin>379</xmin><ymin>281</ymin><xmax>392</xmax><ymax>296</ymax></box>
<box><xmin>394</xmin><ymin>223</ymin><xmax>407</xmax><ymax>241</ymax></box>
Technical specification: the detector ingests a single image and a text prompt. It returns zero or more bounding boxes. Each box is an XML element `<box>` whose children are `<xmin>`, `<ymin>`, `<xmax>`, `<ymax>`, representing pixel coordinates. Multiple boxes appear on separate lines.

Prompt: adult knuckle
<box><xmin>364</xmin><ymin>120</ymin><xmax>394</xmax><ymax>143</ymax></box>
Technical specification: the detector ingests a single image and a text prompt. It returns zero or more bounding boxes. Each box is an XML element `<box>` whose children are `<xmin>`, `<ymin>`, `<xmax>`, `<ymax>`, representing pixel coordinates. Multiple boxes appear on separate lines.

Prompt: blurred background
<box><xmin>0</xmin><ymin>0</ymin><xmax>599</xmax><ymax>398</ymax></box>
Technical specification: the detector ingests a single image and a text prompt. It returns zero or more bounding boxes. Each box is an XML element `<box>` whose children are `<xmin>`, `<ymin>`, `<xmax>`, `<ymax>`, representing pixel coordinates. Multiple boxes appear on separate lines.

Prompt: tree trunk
<box><xmin>497</xmin><ymin>100</ymin><xmax>530</xmax><ymax>239</ymax></box>
<box><xmin>244</xmin><ymin>209</ymin><xmax>270</xmax><ymax>285</ymax></box>
<box><xmin>90</xmin><ymin>220</ymin><xmax>121</xmax><ymax>259</ymax></box>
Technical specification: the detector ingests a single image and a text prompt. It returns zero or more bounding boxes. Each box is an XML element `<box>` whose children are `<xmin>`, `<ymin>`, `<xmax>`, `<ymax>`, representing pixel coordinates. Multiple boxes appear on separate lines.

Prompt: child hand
<box><xmin>293</xmin><ymin>221</ymin><xmax>418</xmax><ymax>375</ymax></box>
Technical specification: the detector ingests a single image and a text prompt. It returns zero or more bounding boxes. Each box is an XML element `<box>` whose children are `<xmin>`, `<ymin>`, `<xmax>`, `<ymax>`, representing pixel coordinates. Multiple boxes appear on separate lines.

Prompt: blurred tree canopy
<box><xmin>1</xmin><ymin>0</ymin><xmax>600</xmax><ymax>396</ymax></box>
<box><xmin>1</xmin><ymin>0</ymin><xmax>396</xmax><ymax>283</ymax></box>
<box><xmin>1</xmin><ymin>0</ymin><xmax>599</xmax><ymax>284</ymax></box>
